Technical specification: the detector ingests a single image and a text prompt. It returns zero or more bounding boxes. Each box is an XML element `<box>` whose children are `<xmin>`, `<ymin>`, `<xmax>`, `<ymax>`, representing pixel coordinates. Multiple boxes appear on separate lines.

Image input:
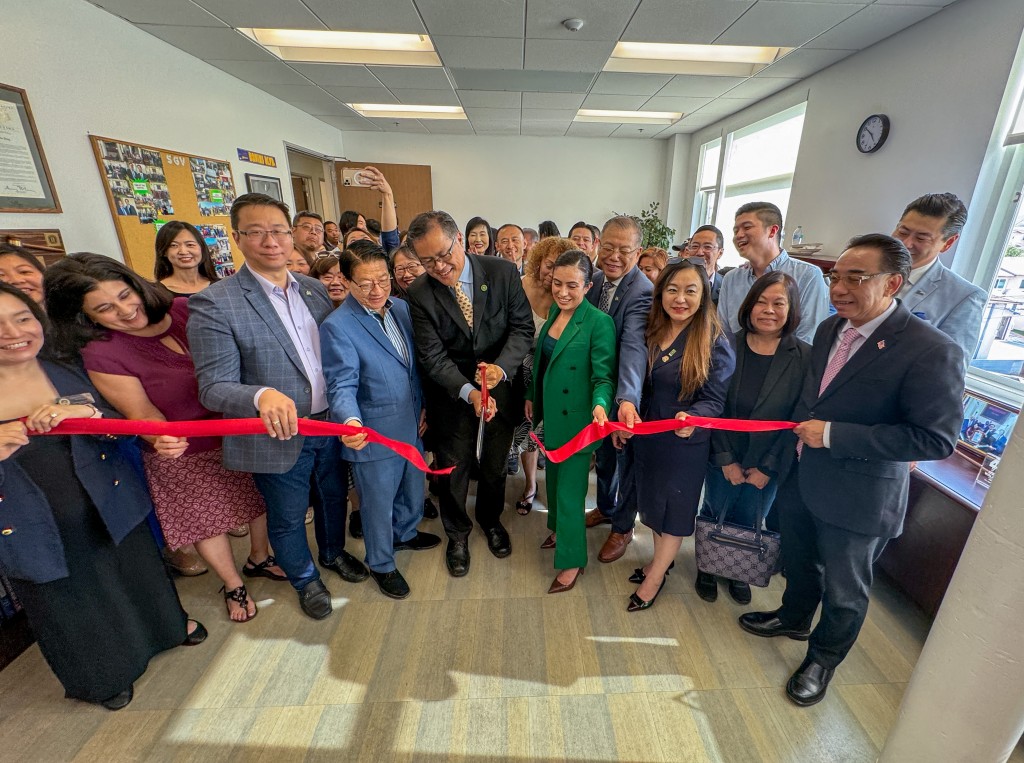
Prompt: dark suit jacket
<box><xmin>406</xmin><ymin>253</ymin><xmax>534</xmax><ymax>425</ymax></box>
<box><xmin>795</xmin><ymin>304</ymin><xmax>964</xmax><ymax>538</ymax></box>
<box><xmin>710</xmin><ymin>331</ymin><xmax>810</xmax><ymax>480</ymax></box>
<box><xmin>586</xmin><ymin>266</ymin><xmax>652</xmax><ymax>408</ymax></box>
<box><xmin>187</xmin><ymin>264</ymin><xmax>335</xmax><ymax>473</ymax></box>
<box><xmin>0</xmin><ymin>361</ymin><xmax>152</xmax><ymax>584</ymax></box>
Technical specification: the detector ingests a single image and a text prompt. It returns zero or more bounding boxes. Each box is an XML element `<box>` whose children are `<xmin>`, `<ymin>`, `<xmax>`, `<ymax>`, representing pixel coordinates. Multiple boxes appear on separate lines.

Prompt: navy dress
<box><xmin>633</xmin><ymin>327</ymin><xmax>735</xmax><ymax>536</ymax></box>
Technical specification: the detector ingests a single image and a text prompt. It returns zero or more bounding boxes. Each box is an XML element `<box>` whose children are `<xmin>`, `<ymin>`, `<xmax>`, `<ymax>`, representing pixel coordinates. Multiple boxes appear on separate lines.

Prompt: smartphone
<box><xmin>342</xmin><ymin>168</ymin><xmax>372</xmax><ymax>187</ymax></box>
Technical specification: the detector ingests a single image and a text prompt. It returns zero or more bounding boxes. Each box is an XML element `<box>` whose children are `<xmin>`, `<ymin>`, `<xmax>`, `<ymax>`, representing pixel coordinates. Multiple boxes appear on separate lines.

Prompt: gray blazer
<box><xmin>587</xmin><ymin>266</ymin><xmax>653</xmax><ymax>409</ymax></box>
<box><xmin>187</xmin><ymin>264</ymin><xmax>334</xmax><ymax>474</ymax></box>
<box><xmin>900</xmin><ymin>260</ymin><xmax>985</xmax><ymax>375</ymax></box>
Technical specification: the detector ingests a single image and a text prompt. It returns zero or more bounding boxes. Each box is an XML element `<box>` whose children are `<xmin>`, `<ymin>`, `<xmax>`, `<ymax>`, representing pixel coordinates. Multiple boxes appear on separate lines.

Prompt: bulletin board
<box><xmin>89</xmin><ymin>135</ymin><xmax>244</xmax><ymax>279</ymax></box>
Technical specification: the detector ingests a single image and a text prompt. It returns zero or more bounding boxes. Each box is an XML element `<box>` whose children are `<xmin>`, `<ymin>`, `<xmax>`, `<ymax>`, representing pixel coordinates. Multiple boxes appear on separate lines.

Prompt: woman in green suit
<box><xmin>526</xmin><ymin>250</ymin><xmax>616</xmax><ymax>594</ymax></box>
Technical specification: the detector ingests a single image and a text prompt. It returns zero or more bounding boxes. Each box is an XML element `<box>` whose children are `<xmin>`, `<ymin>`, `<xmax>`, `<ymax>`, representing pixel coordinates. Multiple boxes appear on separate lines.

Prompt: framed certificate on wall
<box><xmin>0</xmin><ymin>83</ymin><xmax>61</xmax><ymax>213</ymax></box>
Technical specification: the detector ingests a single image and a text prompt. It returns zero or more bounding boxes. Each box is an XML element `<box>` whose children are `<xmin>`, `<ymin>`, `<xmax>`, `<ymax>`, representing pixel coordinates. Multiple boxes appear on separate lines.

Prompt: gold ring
<box><xmin>272</xmin><ymin>420</ymin><xmax>281</xmax><ymax>426</ymax></box>
<box><xmin>49</xmin><ymin>412</ymin><xmax>59</xmax><ymax>419</ymax></box>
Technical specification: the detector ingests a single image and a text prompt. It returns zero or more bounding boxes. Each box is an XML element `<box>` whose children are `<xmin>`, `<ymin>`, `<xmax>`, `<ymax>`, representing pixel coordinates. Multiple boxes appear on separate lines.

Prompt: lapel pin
<box><xmin>481</xmin><ymin>284</ymin><xmax>488</xmax><ymax>292</ymax></box>
<box><xmin>304</xmin><ymin>290</ymin><xmax>312</xmax><ymax>296</ymax></box>
<box><xmin>877</xmin><ymin>340</ymin><xmax>886</xmax><ymax>350</ymax></box>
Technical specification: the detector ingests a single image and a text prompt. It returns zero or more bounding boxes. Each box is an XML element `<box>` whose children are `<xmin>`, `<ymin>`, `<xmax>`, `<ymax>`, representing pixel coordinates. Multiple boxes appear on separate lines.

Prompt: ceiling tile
<box><xmin>581</xmin><ymin>94</ymin><xmax>651</xmax><ymax>110</ymax></box>
<box><xmin>521</xmin><ymin>123</ymin><xmax>571</xmax><ymax>136</ymax></box>
<box><xmin>432</xmin><ymin>36</ymin><xmax>524</xmax><ymax>69</ymax></box>
<box><xmin>368</xmin><ymin>66</ymin><xmax>452</xmax><ymax>90</ymax></box>
<box><xmin>416</xmin><ymin>0</ymin><xmax>526</xmax><ymax>38</ymax></box>
<box><xmin>370</xmin><ymin>118</ymin><xmax>430</xmax><ymax>133</ymax></box>
<box><xmin>521</xmin><ymin>109</ymin><xmax>578</xmax><ymax>122</ymax></box>
<box><xmin>591</xmin><ymin>72</ymin><xmax>673</xmax><ymax>95</ymax></box>
<box><xmin>193</xmin><ymin>0</ymin><xmax>326</xmax><ymax>29</ymax></box>
<box><xmin>137</xmin><ymin>24</ymin><xmax>278</xmax><ymax>61</ymax></box>
<box><xmin>690</xmin><ymin>96</ymin><xmax>762</xmax><ymax>117</ymax></box>
<box><xmin>206</xmin><ymin>59</ymin><xmax>311</xmax><ymax>87</ymax></box>
<box><xmin>521</xmin><ymin>92</ymin><xmax>586</xmax><ymax>109</ymax></box>
<box><xmin>302</xmin><ymin>0</ymin><xmax>427</xmax><ymax>32</ymax></box>
<box><xmin>524</xmin><ymin>39</ymin><xmax>616</xmax><ymax>72</ymax></box>
<box><xmin>325</xmin><ymin>86</ymin><xmax>401</xmax><ymax>104</ymax></box>
<box><xmin>641</xmin><ymin>95</ymin><xmax>714</xmax><ymax>113</ymax></box>
<box><xmin>471</xmin><ymin>122</ymin><xmax>522</xmax><ymax>134</ymax></box>
<box><xmin>526</xmin><ymin>0</ymin><xmax>639</xmax><ymax>40</ymax></box>
<box><xmin>722</xmin><ymin>76</ymin><xmax>801</xmax><ymax>99</ymax></box>
<box><xmin>803</xmin><ymin>4</ymin><xmax>941</xmax><ymax>50</ymax></box>
<box><xmin>623</xmin><ymin>0</ymin><xmax>756</xmax><ymax>44</ymax></box>
<box><xmin>88</xmin><ymin>0</ymin><xmax>225</xmax><ymax>26</ymax></box>
<box><xmin>655</xmin><ymin>75</ymin><xmax>745</xmax><ymax>98</ymax></box>
<box><xmin>289</xmin><ymin>63</ymin><xmax>379</xmax><ymax>87</ymax></box>
<box><xmin>424</xmin><ymin>120</ymin><xmax>477</xmax><ymax>134</ymax></box>
<box><xmin>316</xmin><ymin>115</ymin><xmax>379</xmax><ymax>131</ymax></box>
<box><xmin>611</xmin><ymin>124</ymin><xmax>669</xmax><ymax>138</ymax></box>
<box><xmin>716</xmin><ymin>2</ymin><xmax>865</xmax><ymax>47</ymax></box>
<box><xmin>457</xmin><ymin>90</ymin><xmax>523</xmax><ymax>108</ymax></box>
<box><xmin>759</xmin><ymin>48</ymin><xmax>855</xmax><ymax>78</ymax></box>
<box><xmin>465</xmin><ymin>107</ymin><xmax>522</xmax><ymax>122</ymax></box>
<box><xmin>451</xmin><ymin>69</ymin><xmax>594</xmax><ymax>92</ymax></box>
<box><xmin>391</xmin><ymin>88</ymin><xmax>461</xmax><ymax>106</ymax></box>
<box><xmin>566</xmin><ymin>122</ymin><xmax>619</xmax><ymax>137</ymax></box>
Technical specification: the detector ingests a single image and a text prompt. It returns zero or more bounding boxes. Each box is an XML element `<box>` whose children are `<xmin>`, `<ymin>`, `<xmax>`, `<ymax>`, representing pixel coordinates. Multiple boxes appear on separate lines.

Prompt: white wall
<box><xmin>341</xmin><ymin>132</ymin><xmax>668</xmax><ymax>233</ymax></box>
<box><xmin>680</xmin><ymin>0</ymin><xmax>1024</xmax><ymax>262</ymax></box>
<box><xmin>0</xmin><ymin>0</ymin><xmax>344</xmax><ymax>259</ymax></box>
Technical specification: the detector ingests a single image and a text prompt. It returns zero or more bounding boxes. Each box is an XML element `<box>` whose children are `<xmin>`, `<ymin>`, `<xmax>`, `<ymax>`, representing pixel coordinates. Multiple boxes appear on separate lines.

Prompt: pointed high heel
<box><xmin>627</xmin><ymin>577</ymin><xmax>667</xmax><ymax>612</ymax></box>
<box><xmin>548</xmin><ymin>567</ymin><xmax>583</xmax><ymax>594</ymax></box>
<box><xmin>540</xmin><ymin>533</ymin><xmax>556</xmax><ymax>549</ymax></box>
<box><xmin>628</xmin><ymin>560</ymin><xmax>675</xmax><ymax>584</ymax></box>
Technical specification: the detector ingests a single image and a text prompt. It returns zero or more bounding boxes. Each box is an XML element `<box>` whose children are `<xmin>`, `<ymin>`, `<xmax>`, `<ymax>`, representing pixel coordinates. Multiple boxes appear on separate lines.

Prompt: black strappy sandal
<box><xmin>516</xmin><ymin>489</ymin><xmax>537</xmax><ymax>515</ymax></box>
<box><xmin>220</xmin><ymin>585</ymin><xmax>257</xmax><ymax>623</ymax></box>
<box><xmin>242</xmin><ymin>555</ymin><xmax>288</xmax><ymax>581</ymax></box>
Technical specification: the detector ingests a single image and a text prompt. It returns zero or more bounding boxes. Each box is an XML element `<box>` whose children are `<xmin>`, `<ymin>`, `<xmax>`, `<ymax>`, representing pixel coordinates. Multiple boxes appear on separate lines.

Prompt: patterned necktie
<box><xmin>598</xmin><ymin>281</ymin><xmax>614</xmax><ymax>313</ymax></box>
<box><xmin>454</xmin><ymin>283</ymin><xmax>473</xmax><ymax>330</ymax></box>
<box><xmin>798</xmin><ymin>326</ymin><xmax>860</xmax><ymax>459</ymax></box>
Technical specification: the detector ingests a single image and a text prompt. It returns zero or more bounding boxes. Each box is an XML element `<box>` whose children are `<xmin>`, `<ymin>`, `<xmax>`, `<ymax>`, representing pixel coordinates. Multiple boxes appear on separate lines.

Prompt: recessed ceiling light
<box><xmin>605</xmin><ymin>42</ymin><xmax>793</xmax><ymax>77</ymax></box>
<box><xmin>348</xmin><ymin>103</ymin><xmax>467</xmax><ymax>120</ymax></box>
<box><xmin>239</xmin><ymin>28</ymin><xmax>441</xmax><ymax>66</ymax></box>
<box><xmin>575</xmin><ymin>109</ymin><xmax>681</xmax><ymax>125</ymax></box>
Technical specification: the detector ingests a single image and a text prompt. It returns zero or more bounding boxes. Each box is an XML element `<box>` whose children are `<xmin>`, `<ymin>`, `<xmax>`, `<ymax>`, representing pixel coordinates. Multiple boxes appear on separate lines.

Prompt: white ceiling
<box><xmin>88</xmin><ymin>0</ymin><xmax>957</xmax><ymax>139</ymax></box>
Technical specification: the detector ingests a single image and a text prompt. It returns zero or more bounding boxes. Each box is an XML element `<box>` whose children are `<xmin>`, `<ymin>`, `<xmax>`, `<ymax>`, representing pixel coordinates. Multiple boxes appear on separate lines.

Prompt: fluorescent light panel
<box><xmin>239</xmin><ymin>28</ymin><xmax>441</xmax><ymax>66</ymax></box>
<box><xmin>348</xmin><ymin>103</ymin><xmax>466</xmax><ymax>120</ymax></box>
<box><xmin>605</xmin><ymin>42</ymin><xmax>793</xmax><ymax>77</ymax></box>
<box><xmin>575</xmin><ymin>109</ymin><xmax>681</xmax><ymax>125</ymax></box>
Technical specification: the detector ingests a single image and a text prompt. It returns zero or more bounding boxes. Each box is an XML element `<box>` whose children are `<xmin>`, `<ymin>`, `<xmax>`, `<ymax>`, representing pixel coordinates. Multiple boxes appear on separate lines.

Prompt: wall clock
<box><xmin>857</xmin><ymin>114</ymin><xmax>890</xmax><ymax>154</ymax></box>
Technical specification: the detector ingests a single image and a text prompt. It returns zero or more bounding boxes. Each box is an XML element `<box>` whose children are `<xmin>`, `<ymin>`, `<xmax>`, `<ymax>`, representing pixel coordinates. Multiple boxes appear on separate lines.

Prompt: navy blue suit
<box><xmin>321</xmin><ymin>298</ymin><xmax>424</xmax><ymax>573</ymax></box>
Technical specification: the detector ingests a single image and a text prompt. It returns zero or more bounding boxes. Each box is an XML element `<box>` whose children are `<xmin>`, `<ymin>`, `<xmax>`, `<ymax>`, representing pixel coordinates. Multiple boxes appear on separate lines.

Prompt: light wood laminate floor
<box><xmin>0</xmin><ymin>469</ymin><xmax>1015</xmax><ymax>762</ymax></box>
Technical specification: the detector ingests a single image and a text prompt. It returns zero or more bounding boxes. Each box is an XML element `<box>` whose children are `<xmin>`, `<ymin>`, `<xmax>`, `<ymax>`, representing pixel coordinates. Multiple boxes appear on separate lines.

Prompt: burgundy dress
<box><xmin>81</xmin><ymin>299</ymin><xmax>265</xmax><ymax>549</ymax></box>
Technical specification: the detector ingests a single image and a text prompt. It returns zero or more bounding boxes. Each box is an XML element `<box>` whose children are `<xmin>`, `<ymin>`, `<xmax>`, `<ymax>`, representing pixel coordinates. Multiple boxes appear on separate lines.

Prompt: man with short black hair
<box><xmin>891</xmin><ymin>192</ymin><xmax>985</xmax><ymax>373</ymax></box>
<box><xmin>324</xmin><ymin>220</ymin><xmax>341</xmax><ymax>252</ymax></box>
<box><xmin>681</xmin><ymin>224</ymin><xmax>730</xmax><ymax>304</ymax></box>
<box><xmin>718</xmin><ymin>202</ymin><xmax>829</xmax><ymax>343</ymax></box>
<box><xmin>293</xmin><ymin>210</ymin><xmax>327</xmax><ymax>262</ymax></box>
<box><xmin>569</xmin><ymin>221</ymin><xmax>600</xmax><ymax>262</ymax></box>
<box><xmin>739</xmin><ymin>233</ymin><xmax>964</xmax><ymax>707</ymax></box>
<box><xmin>496</xmin><ymin>223</ymin><xmax>527</xmax><ymax>273</ymax></box>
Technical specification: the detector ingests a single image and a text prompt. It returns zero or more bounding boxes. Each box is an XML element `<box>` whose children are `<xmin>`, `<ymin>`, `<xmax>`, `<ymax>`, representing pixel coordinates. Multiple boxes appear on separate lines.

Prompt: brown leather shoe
<box><xmin>547</xmin><ymin>567</ymin><xmax>584</xmax><ymax>594</ymax></box>
<box><xmin>598</xmin><ymin>529</ymin><xmax>633</xmax><ymax>563</ymax></box>
<box><xmin>585</xmin><ymin>509</ymin><xmax>612</xmax><ymax>528</ymax></box>
<box><xmin>162</xmin><ymin>546</ymin><xmax>209</xmax><ymax>577</ymax></box>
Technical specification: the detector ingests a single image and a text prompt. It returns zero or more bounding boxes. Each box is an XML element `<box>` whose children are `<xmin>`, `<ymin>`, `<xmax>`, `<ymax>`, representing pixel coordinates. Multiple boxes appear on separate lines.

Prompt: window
<box><xmin>690</xmin><ymin>103</ymin><xmax>807</xmax><ymax>268</ymax></box>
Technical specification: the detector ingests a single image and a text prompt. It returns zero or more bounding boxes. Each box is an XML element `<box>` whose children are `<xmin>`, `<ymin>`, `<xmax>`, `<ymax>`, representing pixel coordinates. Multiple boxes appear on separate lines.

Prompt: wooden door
<box><xmin>291</xmin><ymin>175</ymin><xmax>310</xmax><ymax>213</ymax></box>
<box><xmin>335</xmin><ymin>161</ymin><xmax>432</xmax><ymax>233</ymax></box>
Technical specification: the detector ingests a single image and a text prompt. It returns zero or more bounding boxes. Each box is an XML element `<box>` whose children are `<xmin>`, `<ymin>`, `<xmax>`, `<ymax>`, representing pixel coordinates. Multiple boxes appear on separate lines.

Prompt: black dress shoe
<box><xmin>99</xmin><ymin>684</ymin><xmax>134</xmax><ymax>711</ymax></box>
<box><xmin>349</xmin><ymin>510</ymin><xmax>363</xmax><ymax>539</ymax></box>
<box><xmin>446</xmin><ymin>539</ymin><xmax>470</xmax><ymax>577</ymax></box>
<box><xmin>629</xmin><ymin>561</ymin><xmax>675</xmax><ymax>584</ymax></box>
<box><xmin>298</xmin><ymin>579</ymin><xmax>333</xmax><ymax>619</ymax></box>
<box><xmin>727</xmin><ymin>579</ymin><xmax>752</xmax><ymax>605</ymax></box>
<box><xmin>394</xmin><ymin>531</ymin><xmax>441</xmax><ymax>551</ymax></box>
<box><xmin>370</xmin><ymin>569</ymin><xmax>411</xmax><ymax>599</ymax></box>
<box><xmin>695</xmin><ymin>571</ymin><xmax>718</xmax><ymax>602</ymax></box>
<box><xmin>738</xmin><ymin>610</ymin><xmax>811</xmax><ymax>640</ymax></box>
<box><xmin>786</xmin><ymin>657</ymin><xmax>835</xmax><ymax>707</ymax></box>
<box><xmin>181</xmin><ymin>619</ymin><xmax>208</xmax><ymax>646</ymax></box>
<box><xmin>422</xmin><ymin>498</ymin><xmax>439</xmax><ymax>519</ymax></box>
<box><xmin>484</xmin><ymin>524</ymin><xmax>512</xmax><ymax>558</ymax></box>
<box><xmin>320</xmin><ymin>550</ymin><xmax>369</xmax><ymax>583</ymax></box>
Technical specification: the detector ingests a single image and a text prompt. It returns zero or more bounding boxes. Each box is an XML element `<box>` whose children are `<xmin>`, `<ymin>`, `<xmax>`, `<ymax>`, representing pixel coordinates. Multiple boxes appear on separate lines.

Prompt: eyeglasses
<box><xmin>824</xmin><ymin>272</ymin><xmax>895</xmax><ymax>288</ymax></box>
<box><xmin>352</xmin><ymin>277</ymin><xmax>393</xmax><ymax>294</ymax></box>
<box><xmin>418</xmin><ymin>237</ymin><xmax>457</xmax><ymax>270</ymax></box>
<box><xmin>394</xmin><ymin>263</ymin><xmax>424</xmax><ymax>277</ymax></box>
<box><xmin>237</xmin><ymin>229</ymin><xmax>293</xmax><ymax>242</ymax></box>
<box><xmin>685</xmin><ymin>243</ymin><xmax>720</xmax><ymax>254</ymax></box>
<box><xmin>295</xmin><ymin>223</ymin><xmax>325</xmax><ymax>235</ymax></box>
<box><xmin>599</xmin><ymin>244</ymin><xmax>639</xmax><ymax>258</ymax></box>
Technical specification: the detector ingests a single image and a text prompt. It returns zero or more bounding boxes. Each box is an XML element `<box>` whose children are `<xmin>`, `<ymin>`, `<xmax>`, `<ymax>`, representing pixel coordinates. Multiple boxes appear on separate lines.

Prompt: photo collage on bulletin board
<box><xmin>191</xmin><ymin>157</ymin><xmax>235</xmax><ymax>217</ymax></box>
<box><xmin>98</xmin><ymin>140</ymin><xmax>174</xmax><ymax>224</ymax></box>
<box><xmin>199</xmin><ymin>224</ymin><xmax>235</xmax><ymax>278</ymax></box>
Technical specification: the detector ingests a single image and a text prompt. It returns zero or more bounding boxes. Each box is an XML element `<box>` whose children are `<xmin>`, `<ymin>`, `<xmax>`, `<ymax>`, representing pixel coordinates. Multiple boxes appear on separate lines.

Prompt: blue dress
<box><xmin>633</xmin><ymin>327</ymin><xmax>735</xmax><ymax>536</ymax></box>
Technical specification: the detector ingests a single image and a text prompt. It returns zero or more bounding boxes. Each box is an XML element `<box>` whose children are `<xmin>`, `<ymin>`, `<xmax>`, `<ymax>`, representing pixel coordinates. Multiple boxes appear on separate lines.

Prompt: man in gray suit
<box><xmin>188</xmin><ymin>193</ymin><xmax>367</xmax><ymax>621</ymax></box>
<box><xmin>892</xmin><ymin>192</ymin><xmax>986</xmax><ymax>374</ymax></box>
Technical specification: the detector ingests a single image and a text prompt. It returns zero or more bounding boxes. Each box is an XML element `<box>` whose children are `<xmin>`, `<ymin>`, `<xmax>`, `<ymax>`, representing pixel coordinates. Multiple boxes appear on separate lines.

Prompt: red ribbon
<box><xmin>34</xmin><ymin>417</ymin><xmax>454</xmax><ymax>476</ymax></box>
<box><xmin>531</xmin><ymin>416</ymin><xmax>797</xmax><ymax>463</ymax></box>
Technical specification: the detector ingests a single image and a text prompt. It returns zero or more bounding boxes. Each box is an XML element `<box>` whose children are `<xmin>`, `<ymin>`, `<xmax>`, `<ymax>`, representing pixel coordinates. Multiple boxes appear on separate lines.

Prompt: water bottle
<box><xmin>791</xmin><ymin>226</ymin><xmax>804</xmax><ymax>246</ymax></box>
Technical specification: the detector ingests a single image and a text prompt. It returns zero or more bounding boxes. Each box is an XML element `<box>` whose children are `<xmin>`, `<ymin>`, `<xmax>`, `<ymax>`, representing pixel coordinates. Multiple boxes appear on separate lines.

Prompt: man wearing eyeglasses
<box><xmin>188</xmin><ymin>193</ymin><xmax>368</xmax><ymax>622</ymax></box>
<box><xmin>569</xmin><ymin>221</ymin><xmax>600</xmax><ymax>262</ymax></box>
<box><xmin>293</xmin><ymin>211</ymin><xmax>327</xmax><ymax>263</ymax></box>
<box><xmin>582</xmin><ymin>216</ymin><xmax>653</xmax><ymax>564</ymax></box>
<box><xmin>679</xmin><ymin>225</ymin><xmax>731</xmax><ymax>305</ymax></box>
<box><xmin>405</xmin><ymin>211</ymin><xmax>534</xmax><ymax>577</ymax></box>
<box><xmin>738</xmin><ymin>233</ymin><xmax>964</xmax><ymax>707</ymax></box>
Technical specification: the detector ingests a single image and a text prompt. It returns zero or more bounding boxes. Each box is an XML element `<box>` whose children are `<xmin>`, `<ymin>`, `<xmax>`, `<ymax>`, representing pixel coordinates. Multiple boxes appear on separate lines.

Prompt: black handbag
<box><xmin>694</xmin><ymin>492</ymin><xmax>781</xmax><ymax>588</ymax></box>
